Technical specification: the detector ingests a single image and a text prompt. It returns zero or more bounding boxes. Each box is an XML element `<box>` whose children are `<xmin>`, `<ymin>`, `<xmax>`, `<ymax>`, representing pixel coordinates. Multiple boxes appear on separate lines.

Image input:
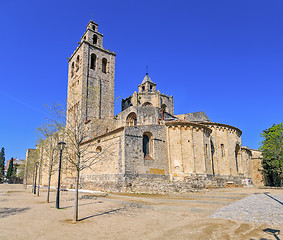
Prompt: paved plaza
<box><xmin>210</xmin><ymin>193</ymin><xmax>283</xmax><ymax>225</ymax></box>
<box><xmin>1</xmin><ymin>184</ymin><xmax>283</xmax><ymax>239</ymax></box>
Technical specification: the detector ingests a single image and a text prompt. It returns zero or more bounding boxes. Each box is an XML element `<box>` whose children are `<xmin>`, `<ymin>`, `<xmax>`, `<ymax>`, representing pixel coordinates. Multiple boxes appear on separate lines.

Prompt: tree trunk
<box><xmin>37</xmin><ymin>162</ymin><xmax>42</xmax><ymax>197</ymax></box>
<box><xmin>32</xmin><ymin>166</ymin><xmax>35</xmax><ymax>193</ymax></box>
<box><xmin>24</xmin><ymin>158</ymin><xmax>28</xmax><ymax>189</ymax></box>
<box><xmin>73</xmin><ymin>168</ymin><xmax>80</xmax><ymax>222</ymax></box>
<box><xmin>47</xmin><ymin>163</ymin><xmax>53</xmax><ymax>203</ymax></box>
<box><xmin>37</xmin><ymin>149</ymin><xmax>44</xmax><ymax>196</ymax></box>
<box><xmin>47</xmin><ymin>174</ymin><xmax>51</xmax><ymax>203</ymax></box>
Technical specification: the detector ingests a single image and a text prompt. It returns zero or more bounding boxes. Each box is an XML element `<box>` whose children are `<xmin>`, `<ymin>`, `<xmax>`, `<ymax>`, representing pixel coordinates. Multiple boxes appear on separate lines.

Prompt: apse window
<box><xmin>221</xmin><ymin>144</ymin><xmax>225</xmax><ymax>157</ymax></box>
<box><xmin>205</xmin><ymin>144</ymin><xmax>208</xmax><ymax>156</ymax></box>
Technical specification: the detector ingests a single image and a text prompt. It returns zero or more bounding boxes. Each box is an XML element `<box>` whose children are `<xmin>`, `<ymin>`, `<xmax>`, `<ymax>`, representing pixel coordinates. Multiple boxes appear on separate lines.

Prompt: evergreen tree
<box><xmin>260</xmin><ymin>123</ymin><xmax>283</xmax><ymax>186</ymax></box>
<box><xmin>0</xmin><ymin>148</ymin><xmax>5</xmax><ymax>183</ymax></box>
<box><xmin>6</xmin><ymin>157</ymin><xmax>14</xmax><ymax>183</ymax></box>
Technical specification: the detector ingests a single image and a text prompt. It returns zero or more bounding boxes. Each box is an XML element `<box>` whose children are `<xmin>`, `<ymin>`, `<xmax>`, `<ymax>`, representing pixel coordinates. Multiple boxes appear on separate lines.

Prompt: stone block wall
<box><xmin>166</xmin><ymin>122</ymin><xmax>212</xmax><ymax>179</ymax></box>
<box><xmin>200</xmin><ymin>122</ymin><xmax>242</xmax><ymax>176</ymax></box>
<box><xmin>160</xmin><ymin>94</ymin><xmax>174</xmax><ymax>115</ymax></box>
<box><xmin>116</xmin><ymin>106</ymin><xmax>161</xmax><ymax>127</ymax></box>
<box><xmin>83</xmin><ymin>133</ymin><xmax>122</xmax><ymax>175</ymax></box>
<box><xmin>81</xmin><ymin>43</ymin><xmax>115</xmax><ymax>120</ymax></box>
<box><xmin>63</xmin><ymin>172</ymin><xmax>244</xmax><ymax>194</ymax></box>
<box><xmin>123</xmin><ymin>174</ymin><xmax>244</xmax><ymax>194</ymax></box>
<box><xmin>241</xmin><ymin>146</ymin><xmax>252</xmax><ymax>178</ymax></box>
<box><xmin>250</xmin><ymin>149</ymin><xmax>264</xmax><ymax>186</ymax></box>
<box><xmin>124</xmin><ymin>125</ymin><xmax>168</xmax><ymax>175</ymax></box>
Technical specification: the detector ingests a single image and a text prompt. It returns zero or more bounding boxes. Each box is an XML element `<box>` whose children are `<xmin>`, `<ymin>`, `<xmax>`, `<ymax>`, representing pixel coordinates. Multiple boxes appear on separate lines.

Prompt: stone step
<box><xmin>109</xmin><ymin>193</ymin><xmax>245</xmax><ymax>201</ymax></box>
<box><xmin>169</xmin><ymin>194</ymin><xmax>247</xmax><ymax>200</ymax></box>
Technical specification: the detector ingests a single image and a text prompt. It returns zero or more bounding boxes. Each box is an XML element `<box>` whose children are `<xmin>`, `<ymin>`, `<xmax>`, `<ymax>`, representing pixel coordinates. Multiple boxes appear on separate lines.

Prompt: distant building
<box><xmin>4</xmin><ymin>166</ymin><xmax>7</xmax><ymax>177</ymax></box>
<box><xmin>6</xmin><ymin>158</ymin><xmax>24</xmax><ymax>177</ymax></box>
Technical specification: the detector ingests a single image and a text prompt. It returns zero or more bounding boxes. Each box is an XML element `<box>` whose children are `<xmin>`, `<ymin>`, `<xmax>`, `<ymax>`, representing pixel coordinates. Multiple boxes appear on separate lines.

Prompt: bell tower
<box><xmin>66</xmin><ymin>20</ymin><xmax>116</xmax><ymax>123</ymax></box>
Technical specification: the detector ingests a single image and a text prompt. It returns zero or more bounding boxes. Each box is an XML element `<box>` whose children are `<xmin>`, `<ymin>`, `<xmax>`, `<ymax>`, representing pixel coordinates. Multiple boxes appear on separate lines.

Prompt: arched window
<box><xmin>71</xmin><ymin>62</ymin><xmax>74</xmax><ymax>77</ymax></box>
<box><xmin>221</xmin><ymin>144</ymin><xmax>225</xmax><ymax>157</ymax></box>
<box><xmin>93</xmin><ymin>34</ymin><xmax>97</xmax><ymax>44</ymax></box>
<box><xmin>235</xmin><ymin>144</ymin><xmax>240</xmax><ymax>172</ymax></box>
<box><xmin>161</xmin><ymin>104</ymin><xmax>167</xmax><ymax>112</ymax></box>
<box><xmin>205</xmin><ymin>144</ymin><xmax>208</xmax><ymax>156</ymax></box>
<box><xmin>90</xmin><ymin>54</ymin><xmax>96</xmax><ymax>70</ymax></box>
<box><xmin>126</xmin><ymin>112</ymin><xmax>137</xmax><ymax>126</ymax></box>
<box><xmin>102</xmin><ymin>58</ymin><xmax>107</xmax><ymax>73</ymax></box>
<box><xmin>143</xmin><ymin>132</ymin><xmax>152</xmax><ymax>159</ymax></box>
<box><xmin>96</xmin><ymin>146</ymin><xmax>102</xmax><ymax>152</ymax></box>
<box><xmin>142</xmin><ymin>102</ymin><xmax>153</xmax><ymax>107</ymax></box>
<box><xmin>76</xmin><ymin>55</ymin><xmax>80</xmax><ymax>72</ymax></box>
<box><xmin>210</xmin><ymin>140</ymin><xmax>215</xmax><ymax>175</ymax></box>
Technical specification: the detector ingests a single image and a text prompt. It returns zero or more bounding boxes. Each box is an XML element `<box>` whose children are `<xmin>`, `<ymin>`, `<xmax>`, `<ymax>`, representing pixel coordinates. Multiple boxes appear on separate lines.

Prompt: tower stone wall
<box><xmin>67</xmin><ymin>20</ymin><xmax>115</xmax><ymax>123</ymax></box>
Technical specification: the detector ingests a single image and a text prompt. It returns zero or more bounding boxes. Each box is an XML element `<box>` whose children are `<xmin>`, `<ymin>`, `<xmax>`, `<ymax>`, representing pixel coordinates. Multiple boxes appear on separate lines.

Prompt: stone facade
<box><xmin>26</xmin><ymin>20</ymin><xmax>264</xmax><ymax>193</ymax></box>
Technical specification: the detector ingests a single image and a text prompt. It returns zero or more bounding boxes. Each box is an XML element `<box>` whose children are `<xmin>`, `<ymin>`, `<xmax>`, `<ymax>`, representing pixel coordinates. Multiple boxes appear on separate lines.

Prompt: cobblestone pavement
<box><xmin>210</xmin><ymin>193</ymin><xmax>283</xmax><ymax>224</ymax></box>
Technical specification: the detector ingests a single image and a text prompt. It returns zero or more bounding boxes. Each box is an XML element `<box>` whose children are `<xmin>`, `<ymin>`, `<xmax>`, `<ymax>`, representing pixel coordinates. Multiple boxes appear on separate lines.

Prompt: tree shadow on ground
<box><xmin>0</xmin><ymin>207</ymin><xmax>30</xmax><ymax>218</ymax></box>
<box><xmin>60</xmin><ymin>202</ymin><xmax>99</xmax><ymax>209</ymax></box>
<box><xmin>78</xmin><ymin>207</ymin><xmax>126</xmax><ymax>221</ymax></box>
<box><xmin>263</xmin><ymin>228</ymin><xmax>281</xmax><ymax>240</ymax></box>
<box><xmin>250</xmin><ymin>228</ymin><xmax>281</xmax><ymax>240</ymax></box>
<box><xmin>264</xmin><ymin>193</ymin><xmax>283</xmax><ymax>206</ymax></box>
<box><xmin>48</xmin><ymin>198</ymin><xmax>75</xmax><ymax>204</ymax></box>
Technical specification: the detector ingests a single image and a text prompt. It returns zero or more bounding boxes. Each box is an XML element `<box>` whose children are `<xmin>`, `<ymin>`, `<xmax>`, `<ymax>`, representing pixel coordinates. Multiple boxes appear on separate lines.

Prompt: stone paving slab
<box><xmin>210</xmin><ymin>193</ymin><xmax>283</xmax><ymax>224</ymax></box>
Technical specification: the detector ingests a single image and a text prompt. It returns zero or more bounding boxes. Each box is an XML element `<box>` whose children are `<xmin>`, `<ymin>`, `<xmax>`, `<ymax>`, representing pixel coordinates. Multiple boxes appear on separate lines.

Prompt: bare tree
<box><xmin>45</xmin><ymin>103</ymin><xmax>114</xmax><ymax>221</ymax></box>
<box><xmin>37</xmin><ymin>122</ymin><xmax>62</xmax><ymax>202</ymax></box>
<box><xmin>37</xmin><ymin>145</ymin><xmax>43</xmax><ymax>197</ymax></box>
<box><xmin>24</xmin><ymin>149</ymin><xmax>39</xmax><ymax>190</ymax></box>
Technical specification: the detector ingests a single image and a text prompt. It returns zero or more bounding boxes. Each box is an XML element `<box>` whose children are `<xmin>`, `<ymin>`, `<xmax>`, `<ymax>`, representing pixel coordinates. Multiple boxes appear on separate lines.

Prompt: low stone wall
<box><xmin>123</xmin><ymin>174</ymin><xmax>244</xmax><ymax>194</ymax></box>
<box><xmin>64</xmin><ymin>173</ymin><xmax>245</xmax><ymax>194</ymax></box>
<box><xmin>63</xmin><ymin>174</ymin><xmax>123</xmax><ymax>192</ymax></box>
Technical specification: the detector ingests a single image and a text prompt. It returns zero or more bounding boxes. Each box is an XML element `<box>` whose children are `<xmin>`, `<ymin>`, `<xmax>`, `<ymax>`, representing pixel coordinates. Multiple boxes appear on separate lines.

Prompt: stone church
<box><xmin>27</xmin><ymin>21</ymin><xmax>263</xmax><ymax>193</ymax></box>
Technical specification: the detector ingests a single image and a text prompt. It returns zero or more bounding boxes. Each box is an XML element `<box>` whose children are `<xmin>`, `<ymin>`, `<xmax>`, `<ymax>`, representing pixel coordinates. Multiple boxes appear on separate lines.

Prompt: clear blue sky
<box><xmin>0</xmin><ymin>0</ymin><xmax>282</xmax><ymax>162</ymax></box>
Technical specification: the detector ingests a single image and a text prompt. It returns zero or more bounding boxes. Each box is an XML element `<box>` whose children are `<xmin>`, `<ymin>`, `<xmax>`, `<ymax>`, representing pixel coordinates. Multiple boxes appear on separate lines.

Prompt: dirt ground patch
<box><xmin>0</xmin><ymin>184</ymin><xmax>282</xmax><ymax>240</ymax></box>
